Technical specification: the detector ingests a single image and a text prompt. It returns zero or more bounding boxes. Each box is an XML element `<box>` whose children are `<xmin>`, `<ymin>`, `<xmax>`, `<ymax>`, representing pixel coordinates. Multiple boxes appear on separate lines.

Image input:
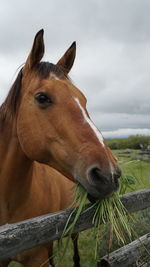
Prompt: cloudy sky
<box><xmin>0</xmin><ymin>0</ymin><xmax>150</xmax><ymax>138</ymax></box>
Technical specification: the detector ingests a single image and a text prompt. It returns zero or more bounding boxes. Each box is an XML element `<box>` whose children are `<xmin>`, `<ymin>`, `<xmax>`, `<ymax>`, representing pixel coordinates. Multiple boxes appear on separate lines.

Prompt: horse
<box><xmin>0</xmin><ymin>29</ymin><xmax>121</xmax><ymax>267</ymax></box>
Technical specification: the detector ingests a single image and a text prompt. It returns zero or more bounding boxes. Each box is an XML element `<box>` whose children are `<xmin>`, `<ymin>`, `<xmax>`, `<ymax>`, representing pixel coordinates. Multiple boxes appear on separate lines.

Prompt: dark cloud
<box><xmin>1</xmin><ymin>0</ymin><xmax>150</xmax><ymax>53</ymax></box>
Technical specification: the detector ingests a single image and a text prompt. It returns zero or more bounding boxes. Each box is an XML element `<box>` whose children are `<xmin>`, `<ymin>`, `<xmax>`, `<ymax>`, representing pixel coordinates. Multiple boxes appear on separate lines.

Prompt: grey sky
<box><xmin>0</xmin><ymin>0</ymin><xmax>150</xmax><ymax>137</ymax></box>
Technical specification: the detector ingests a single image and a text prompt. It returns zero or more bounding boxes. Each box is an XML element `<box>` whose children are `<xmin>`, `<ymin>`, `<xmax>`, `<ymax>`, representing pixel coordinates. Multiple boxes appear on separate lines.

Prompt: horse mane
<box><xmin>0</xmin><ymin>62</ymin><xmax>68</xmax><ymax>123</ymax></box>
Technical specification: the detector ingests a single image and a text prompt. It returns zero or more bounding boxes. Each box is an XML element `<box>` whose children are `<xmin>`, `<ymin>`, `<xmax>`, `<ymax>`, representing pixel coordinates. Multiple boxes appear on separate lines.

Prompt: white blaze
<box><xmin>74</xmin><ymin>98</ymin><xmax>105</xmax><ymax>147</ymax></box>
<box><xmin>50</xmin><ymin>73</ymin><xmax>60</xmax><ymax>80</ymax></box>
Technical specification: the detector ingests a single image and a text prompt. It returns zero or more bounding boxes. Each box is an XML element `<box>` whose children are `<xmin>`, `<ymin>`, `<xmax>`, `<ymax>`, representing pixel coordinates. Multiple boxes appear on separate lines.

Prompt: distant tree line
<box><xmin>106</xmin><ymin>135</ymin><xmax>150</xmax><ymax>150</ymax></box>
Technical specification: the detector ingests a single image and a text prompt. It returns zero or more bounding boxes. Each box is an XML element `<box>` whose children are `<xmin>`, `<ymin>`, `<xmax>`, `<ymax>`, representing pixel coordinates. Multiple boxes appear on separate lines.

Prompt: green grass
<box><xmin>114</xmin><ymin>149</ymin><xmax>150</xmax><ymax>191</ymax></box>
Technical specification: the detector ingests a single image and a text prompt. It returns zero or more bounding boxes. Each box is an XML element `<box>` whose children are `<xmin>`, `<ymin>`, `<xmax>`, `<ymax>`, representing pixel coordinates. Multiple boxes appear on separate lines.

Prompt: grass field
<box><xmin>54</xmin><ymin>149</ymin><xmax>150</xmax><ymax>267</ymax></box>
<box><xmin>8</xmin><ymin>149</ymin><xmax>150</xmax><ymax>267</ymax></box>
<box><xmin>115</xmin><ymin>149</ymin><xmax>150</xmax><ymax>190</ymax></box>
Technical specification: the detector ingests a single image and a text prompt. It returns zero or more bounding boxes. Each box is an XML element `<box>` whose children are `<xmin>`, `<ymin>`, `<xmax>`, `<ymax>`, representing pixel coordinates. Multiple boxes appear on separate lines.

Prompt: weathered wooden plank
<box><xmin>0</xmin><ymin>188</ymin><xmax>150</xmax><ymax>260</ymax></box>
<box><xmin>121</xmin><ymin>188</ymin><xmax>150</xmax><ymax>213</ymax></box>
<box><xmin>97</xmin><ymin>233</ymin><xmax>150</xmax><ymax>267</ymax></box>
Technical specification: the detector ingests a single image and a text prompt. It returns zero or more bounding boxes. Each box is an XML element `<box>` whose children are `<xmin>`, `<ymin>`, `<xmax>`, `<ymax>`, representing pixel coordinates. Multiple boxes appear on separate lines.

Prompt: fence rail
<box><xmin>0</xmin><ymin>188</ymin><xmax>150</xmax><ymax>260</ymax></box>
<box><xmin>97</xmin><ymin>233</ymin><xmax>150</xmax><ymax>267</ymax></box>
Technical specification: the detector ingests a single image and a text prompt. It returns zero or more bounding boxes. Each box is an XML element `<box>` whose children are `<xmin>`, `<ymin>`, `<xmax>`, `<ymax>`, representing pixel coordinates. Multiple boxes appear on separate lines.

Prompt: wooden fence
<box><xmin>0</xmin><ymin>188</ymin><xmax>150</xmax><ymax>265</ymax></box>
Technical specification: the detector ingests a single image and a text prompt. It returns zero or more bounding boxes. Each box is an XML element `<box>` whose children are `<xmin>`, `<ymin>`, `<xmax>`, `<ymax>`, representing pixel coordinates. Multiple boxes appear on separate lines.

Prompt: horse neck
<box><xmin>0</xmin><ymin>115</ymin><xmax>33</xmax><ymax>221</ymax></box>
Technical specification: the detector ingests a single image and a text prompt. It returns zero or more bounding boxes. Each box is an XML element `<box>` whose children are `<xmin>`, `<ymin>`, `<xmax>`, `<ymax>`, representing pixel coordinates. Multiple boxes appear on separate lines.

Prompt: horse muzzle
<box><xmin>76</xmin><ymin>165</ymin><xmax>121</xmax><ymax>201</ymax></box>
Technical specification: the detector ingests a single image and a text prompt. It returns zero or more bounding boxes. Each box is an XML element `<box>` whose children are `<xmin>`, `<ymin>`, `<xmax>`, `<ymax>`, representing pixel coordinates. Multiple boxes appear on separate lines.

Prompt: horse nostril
<box><xmin>88</xmin><ymin>167</ymin><xmax>103</xmax><ymax>184</ymax></box>
<box><xmin>88</xmin><ymin>167</ymin><xmax>121</xmax><ymax>186</ymax></box>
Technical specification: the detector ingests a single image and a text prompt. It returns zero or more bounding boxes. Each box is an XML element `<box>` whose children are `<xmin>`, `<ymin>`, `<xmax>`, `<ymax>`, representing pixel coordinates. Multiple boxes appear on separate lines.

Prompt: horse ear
<box><xmin>24</xmin><ymin>29</ymin><xmax>45</xmax><ymax>71</ymax></box>
<box><xmin>57</xmin><ymin>42</ymin><xmax>76</xmax><ymax>74</ymax></box>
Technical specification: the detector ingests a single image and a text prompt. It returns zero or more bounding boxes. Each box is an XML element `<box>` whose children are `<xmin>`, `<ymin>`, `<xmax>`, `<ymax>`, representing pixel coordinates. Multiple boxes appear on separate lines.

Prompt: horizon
<box><xmin>102</xmin><ymin>128</ymin><xmax>150</xmax><ymax>139</ymax></box>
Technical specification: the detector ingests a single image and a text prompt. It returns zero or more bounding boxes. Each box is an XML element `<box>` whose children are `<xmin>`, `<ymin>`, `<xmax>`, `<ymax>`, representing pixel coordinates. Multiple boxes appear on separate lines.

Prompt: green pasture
<box><xmin>115</xmin><ymin>149</ymin><xmax>150</xmax><ymax>190</ymax></box>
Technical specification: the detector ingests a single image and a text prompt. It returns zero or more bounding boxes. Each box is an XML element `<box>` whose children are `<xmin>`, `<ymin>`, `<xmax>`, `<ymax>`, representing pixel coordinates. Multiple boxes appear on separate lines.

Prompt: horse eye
<box><xmin>35</xmin><ymin>93</ymin><xmax>52</xmax><ymax>106</ymax></box>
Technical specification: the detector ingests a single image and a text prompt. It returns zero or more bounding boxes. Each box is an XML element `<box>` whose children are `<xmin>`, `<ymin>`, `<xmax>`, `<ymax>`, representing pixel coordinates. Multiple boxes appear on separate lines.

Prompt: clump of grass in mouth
<box><xmin>61</xmin><ymin>174</ymin><xmax>134</xmax><ymax>259</ymax></box>
<box><xmin>92</xmin><ymin>191</ymin><xmax>132</xmax><ymax>257</ymax></box>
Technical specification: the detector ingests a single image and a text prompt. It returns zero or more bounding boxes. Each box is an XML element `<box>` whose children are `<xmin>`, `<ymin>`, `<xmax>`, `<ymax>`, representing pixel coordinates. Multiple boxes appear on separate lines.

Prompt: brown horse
<box><xmin>0</xmin><ymin>30</ymin><xmax>121</xmax><ymax>267</ymax></box>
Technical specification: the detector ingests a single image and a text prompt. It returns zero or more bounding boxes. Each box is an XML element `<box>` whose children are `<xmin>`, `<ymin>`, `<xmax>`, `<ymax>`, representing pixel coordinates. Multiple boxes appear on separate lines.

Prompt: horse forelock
<box><xmin>36</xmin><ymin>62</ymin><xmax>68</xmax><ymax>79</ymax></box>
<box><xmin>0</xmin><ymin>62</ymin><xmax>69</xmax><ymax>121</ymax></box>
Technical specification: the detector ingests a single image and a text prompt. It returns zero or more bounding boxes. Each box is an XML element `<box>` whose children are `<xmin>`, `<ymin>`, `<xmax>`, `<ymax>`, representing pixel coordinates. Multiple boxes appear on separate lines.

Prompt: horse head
<box><xmin>15</xmin><ymin>30</ymin><xmax>121</xmax><ymax>200</ymax></box>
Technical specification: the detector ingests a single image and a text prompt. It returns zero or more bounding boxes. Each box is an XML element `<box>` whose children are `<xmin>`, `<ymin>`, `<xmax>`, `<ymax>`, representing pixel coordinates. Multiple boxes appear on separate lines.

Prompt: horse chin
<box><xmin>87</xmin><ymin>193</ymin><xmax>97</xmax><ymax>203</ymax></box>
<box><xmin>87</xmin><ymin>193</ymin><xmax>106</xmax><ymax>203</ymax></box>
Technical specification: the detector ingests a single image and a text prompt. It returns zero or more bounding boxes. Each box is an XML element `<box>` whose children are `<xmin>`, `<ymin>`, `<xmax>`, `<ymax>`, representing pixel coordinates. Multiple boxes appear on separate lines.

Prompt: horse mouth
<box><xmin>87</xmin><ymin>180</ymin><xmax>119</xmax><ymax>204</ymax></box>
